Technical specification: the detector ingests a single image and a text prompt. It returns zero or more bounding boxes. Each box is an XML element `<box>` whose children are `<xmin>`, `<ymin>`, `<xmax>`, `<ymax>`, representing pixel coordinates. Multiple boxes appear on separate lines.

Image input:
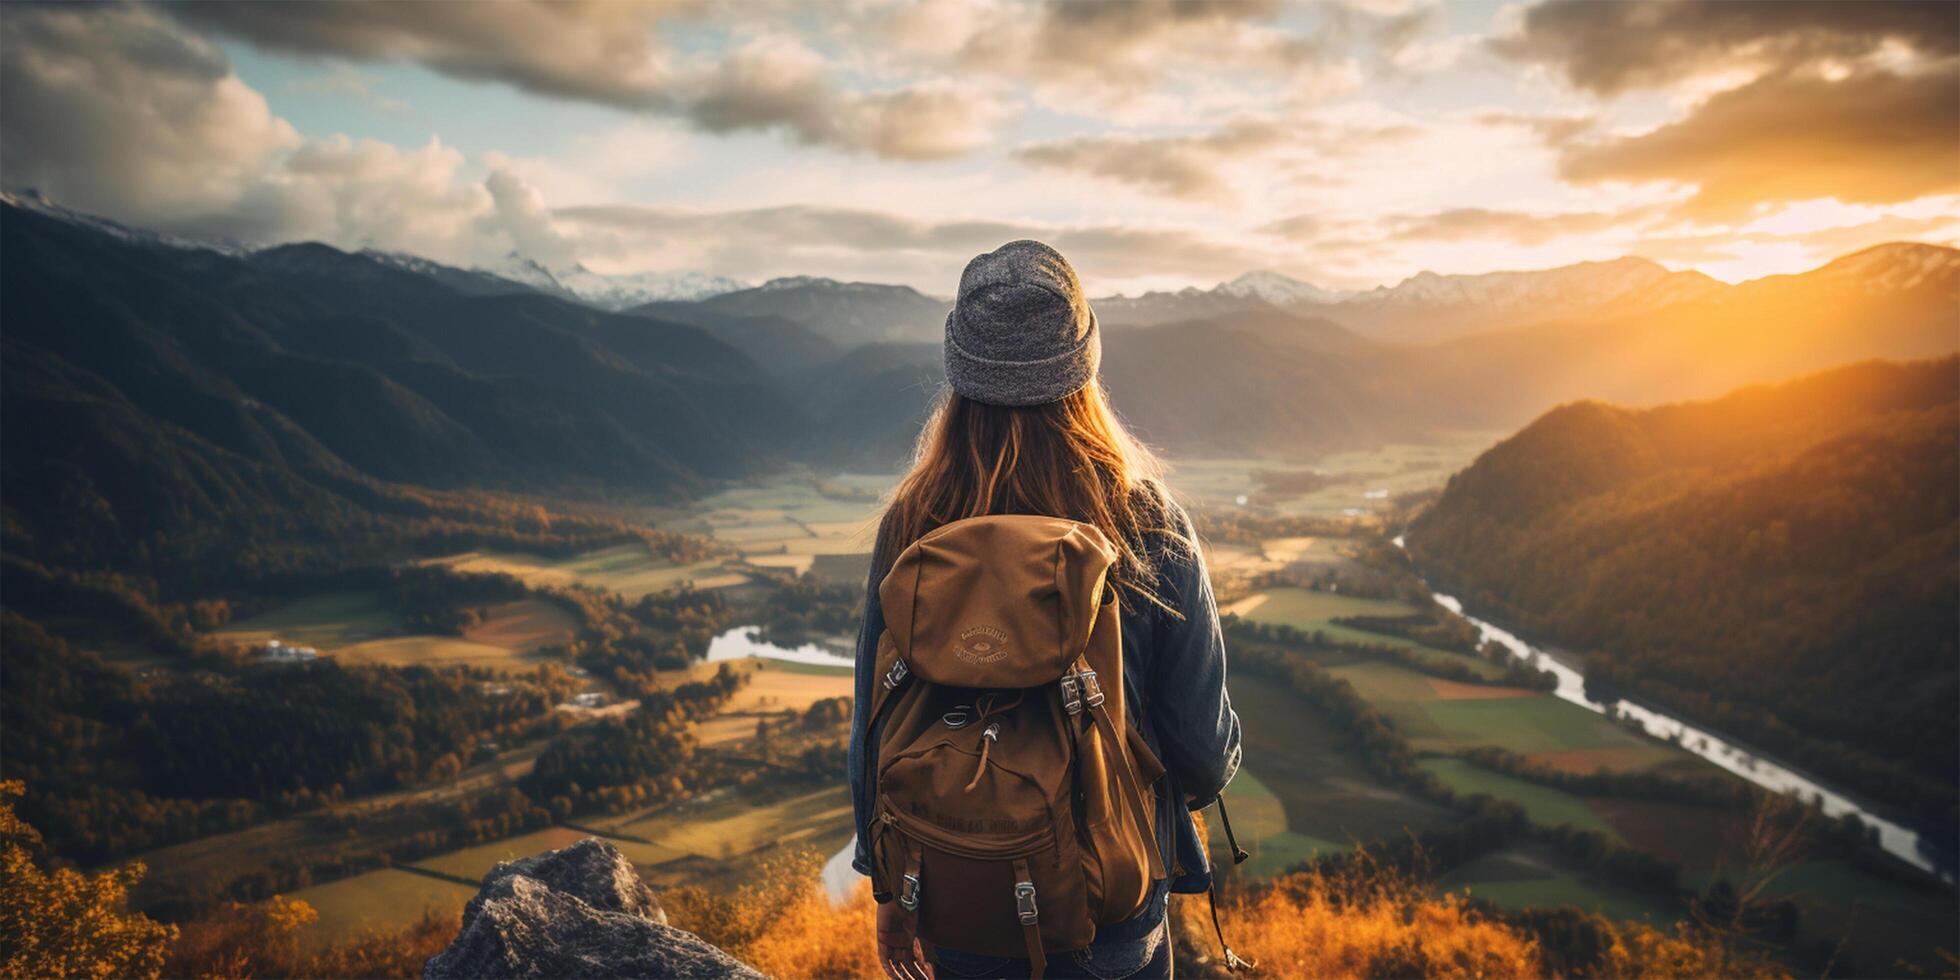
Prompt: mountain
<box><xmin>641</xmin><ymin>277</ymin><xmax>951</xmax><ymax>348</ymax></box>
<box><xmin>1092</xmin><ymin>286</ymin><xmax>1279</xmax><ymax>327</ymax></box>
<box><xmin>1325</xmin><ymin>257</ymin><xmax>1724</xmax><ymax>343</ymax></box>
<box><xmin>0</xmin><ymin>200</ymin><xmax>798</xmax><ymax>576</ymax></box>
<box><xmin>1095</xmin><ymin>258</ymin><xmax>1724</xmax><ymax>341</ymax></box>
<box><xmin>478</xmin><ymin>254</ymin><xmax>747</xmax><ymax>309</ymax></box>
<box><xmin>1400</xmin><ymin>242</ymin><xmax>1960</xmax><ymax>423</ymax></box>
<box><xmin>1219</xmin><ymin>269</ymin><xmax>1356</xmax><ymax>306</ymax></box>
<box><xmin>7</xmin><ymin>194</ymin><xmax>1955</xmax><ymax>492</ymax></box>
<box><xmin>1408</xmin><ymin>358</ymin><xmax>1960</xmax><ymax>823</ymax></box>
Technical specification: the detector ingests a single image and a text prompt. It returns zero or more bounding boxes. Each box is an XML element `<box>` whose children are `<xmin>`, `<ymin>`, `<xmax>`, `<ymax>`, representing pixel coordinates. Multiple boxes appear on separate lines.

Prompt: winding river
<box><xmin>1395</xmin><ymin>535</ymin><xmax>1952</xmax><ymax>881</ymax></box>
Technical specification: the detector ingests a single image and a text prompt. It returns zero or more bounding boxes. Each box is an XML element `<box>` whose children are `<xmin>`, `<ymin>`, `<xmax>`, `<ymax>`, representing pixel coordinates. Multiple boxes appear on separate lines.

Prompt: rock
<box><xmin>466</xmin><ymin>838</ymin><xmax>667</xmax><ymax>927</ymax></box>
<box><xmin>424</xmin><ymin>838</ymin><xmax>763</xmax><ymax>980</ymax></box>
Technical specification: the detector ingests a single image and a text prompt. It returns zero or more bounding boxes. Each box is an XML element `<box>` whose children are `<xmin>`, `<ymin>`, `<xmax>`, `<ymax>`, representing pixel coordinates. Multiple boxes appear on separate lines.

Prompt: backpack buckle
<box><xmin>883</xmin><ymin>659</ymin><xmax>908</xmax><ymax>691</ymax></box>
<box><xmin>1079</xmin><ymin>669</ymin><xmax>1104</xmax><ymax>708</ymax></box>
<box><xmin>899</xmin><ymin>873</ymin><xmax>921</xmax><ymax>911</ymax></box>
<box><xmin>1060</xmin><ymin>675</ymin><xmax>1082</xmax><ymax>715</ymax></box>
<box><xmin>1014</xmin><ymin>881</ymin><xmax>1038</xmax><ymax>925</ymax></box>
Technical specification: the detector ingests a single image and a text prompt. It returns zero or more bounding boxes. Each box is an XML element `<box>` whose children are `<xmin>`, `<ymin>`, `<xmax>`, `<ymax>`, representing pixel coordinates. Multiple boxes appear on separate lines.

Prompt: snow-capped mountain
<box><xmin>1217</xmin><ymin>270</ymin><xmax>1356</xmax><ymax>306</ymax></box>
<box><xmin>479</xmin><ymin>254</ymin><xmax>747</xmax><ymax>309</ymax></box>
<box><xmin>1327</xmin><ymin>256</ymin><xmax>1725</xmax><ymax>342</ymax></box>
<box><xmin>0</xmin><ymin>188</ymin><xmax>254</xmax><ymax>256</ymax></box>
<box><xmin>1096</xmin><ymin>257</ymin><xmax>1727</xmax><ymax>342</ymax></box>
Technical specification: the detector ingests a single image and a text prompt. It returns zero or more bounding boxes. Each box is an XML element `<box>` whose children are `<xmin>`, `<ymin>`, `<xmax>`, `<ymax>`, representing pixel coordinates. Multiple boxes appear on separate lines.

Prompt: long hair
<box><xmin>875</xmin><ymin>380</ymin><xmax>1186</xmax><ymax>611</ymax></box>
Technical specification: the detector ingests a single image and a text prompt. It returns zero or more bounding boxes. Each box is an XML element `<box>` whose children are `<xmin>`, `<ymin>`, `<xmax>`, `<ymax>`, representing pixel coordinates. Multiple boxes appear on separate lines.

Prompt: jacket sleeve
<box><xmin>846</xmin><ymin>549</ymin><xmax>886</xmax><ymax>877</ymax></box>
<box><xmin>1146</xmin><ymin>506</ymin><xmax>1242</xmax><ymax>809</ymax></box>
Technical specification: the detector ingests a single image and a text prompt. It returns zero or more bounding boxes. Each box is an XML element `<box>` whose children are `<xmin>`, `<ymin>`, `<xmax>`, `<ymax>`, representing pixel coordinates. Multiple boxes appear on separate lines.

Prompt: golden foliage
<box><xmin>163</xmin><ymin>894</ymin><xmax>318</xmax><ymax>979</ymax></box>
<box><xmin>665</xmin><ymin>849</ymin><xmax>880</xmax><ymax>979</ymax></box>
<box><xmin>0</xmin><ymin>780</ymin><xmax>178</xmax><ymax>980</ymax></box>
<box><xmin>302</xmin><ymin>908</ymin><xmax>462</xmax><ymax>980</ymax></box>
<box><xmin>1197</xmin><ymin>861</ymin><xmax>1544</xmax><ymax>980</ymax></box>
<box><xmin>1595</xmin><ymin>921</ymin><xmax>1788</xmax><ymax>979</ymax></box>
<box><xmin>166</xmin><ymin>895</ymin><xmax>462</xmax><ymax>979</ymax></box>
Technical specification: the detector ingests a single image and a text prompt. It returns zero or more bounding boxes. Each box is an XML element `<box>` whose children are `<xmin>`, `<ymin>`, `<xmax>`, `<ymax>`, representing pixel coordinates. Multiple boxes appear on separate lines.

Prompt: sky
<box><xmin>2</xmin><ymin>0</ymin><xmax>1955</xmax><ymax>294</ymax></box>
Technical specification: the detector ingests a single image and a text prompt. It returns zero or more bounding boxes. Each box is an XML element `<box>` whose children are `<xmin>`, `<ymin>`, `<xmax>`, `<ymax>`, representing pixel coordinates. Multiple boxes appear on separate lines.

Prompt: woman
<box><xmin>847</xmin><ymin>241</ymin><xmax>1242</xmax><ymax>980</ymax></box>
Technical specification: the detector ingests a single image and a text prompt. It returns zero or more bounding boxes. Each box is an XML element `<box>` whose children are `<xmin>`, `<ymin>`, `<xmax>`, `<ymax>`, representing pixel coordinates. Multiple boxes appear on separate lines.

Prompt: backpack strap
<box><xmin>1011</xmin><ymin>857</ymin><xmax>1046</xmax><ymax>979</ymax></box>
<box><xmin>865</xmin><ymin>633</ymin><xmax>909</xmax><ymax>738</ymax></box>
<box><xmin>1071</xmin><ymin>655</ymin><xmax>1167</xmax><ymax>882</ymax></box>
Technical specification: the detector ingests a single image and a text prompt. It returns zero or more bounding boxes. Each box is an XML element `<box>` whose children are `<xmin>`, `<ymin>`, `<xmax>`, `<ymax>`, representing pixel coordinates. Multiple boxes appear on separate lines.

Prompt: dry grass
<box><xmin>1198</xmin><ymin>861</ymin><xmax>1544</xmax><ymax>979</ymax></box>
<box><xmin>665</xmin><ymin>850</ymin><xmax>879</xmax><ymax>980</ymax></box>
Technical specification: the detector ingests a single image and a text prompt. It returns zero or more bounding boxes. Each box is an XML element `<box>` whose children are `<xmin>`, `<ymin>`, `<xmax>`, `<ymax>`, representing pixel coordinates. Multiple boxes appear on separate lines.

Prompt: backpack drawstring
<box><xmin>964</xmin><ymin>722</ymin><xmax>1000</xmax><ymax>792</ymax></box>
<box><xmin>962</xmin><ymin>692</ymin><xmax>1016</xmax><ymax>792</ymax></box>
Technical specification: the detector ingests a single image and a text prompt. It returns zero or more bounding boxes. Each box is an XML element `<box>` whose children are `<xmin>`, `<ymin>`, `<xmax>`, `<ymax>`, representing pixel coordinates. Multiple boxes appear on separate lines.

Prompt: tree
<box><xmin>0</xmin><ymin>781</ymin><xmax>176</xmax><ymax>980</ymax></box>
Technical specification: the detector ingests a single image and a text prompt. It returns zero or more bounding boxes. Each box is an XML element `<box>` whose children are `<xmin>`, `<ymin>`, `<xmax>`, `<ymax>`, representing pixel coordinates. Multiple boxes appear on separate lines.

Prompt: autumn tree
<box><xmin>0</xmin><ymin>780</ymin><xmax>176</xmax><ymax>980</ymax></box>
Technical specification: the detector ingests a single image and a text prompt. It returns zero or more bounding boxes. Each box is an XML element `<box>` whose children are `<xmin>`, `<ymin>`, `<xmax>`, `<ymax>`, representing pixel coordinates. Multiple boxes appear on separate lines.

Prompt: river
<box><xmin>1394</xmin><ymin>535</ymin><xmax>1952</xmax><ymax>881</ymax></box>
<box><xmin>705</xmin><ymin>625</ymin><xmax>855</xmax><ymax>668</ymax></box>
<box><xmin>702</xmin><ymin>625</ymin><xmax>866</xmax><ymax>901</ymax></box>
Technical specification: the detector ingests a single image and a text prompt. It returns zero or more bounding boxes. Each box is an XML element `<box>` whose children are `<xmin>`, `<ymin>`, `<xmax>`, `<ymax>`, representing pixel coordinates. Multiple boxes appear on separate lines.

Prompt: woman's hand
<box><xmin>876</xmin><ymin>899</ymin><xmax>934</xmax><ymax>980</ymax></box>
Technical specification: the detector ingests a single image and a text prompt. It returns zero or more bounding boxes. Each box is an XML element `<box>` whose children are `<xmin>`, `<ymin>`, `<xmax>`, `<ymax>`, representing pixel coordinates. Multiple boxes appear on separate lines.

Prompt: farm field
<box><xmin>217</xmin><ymin>590</ymin><xmax>401</xmax><ymax>650</ymax></box>
<box><xmin>1435</xmin><ymin>842</ymin><xmax>1677</xmax><ymax>924</ymax></box>
<box><xmin>1228</xmin><ymin>587</ymin><xmax>1504</xmax><ymax>678</ymax></box>
<box><xmin>288</xmin><ymin>868</ymin><xmax>476</xmax><ymax>955</ymax></box>
<box><xmin>667</xmin><ymin>656</ymin><xmax>852</xmax><ymax>747</ymax></box>
<box><xmin>1303</xmin><ymin>650</ymin><xmax>1681</xmax><ymax>769</ymax></box>
<box><xmin>1217</xmin><ymin>680</ymin><xmax>1456</xmax><ymax>877</ymax></box>
<box><xmin>1170</xmin><ymin>438</ymin><xmax>1497</xmax><ymax>517</ymax></box>
<box><xmin>217</xmin><ymin>594</ymin><xmax>576</xmax><ymax>669</ymax></box>
<box><xmin>1746</xmin><ymin>859</ymin><xmax>1960</xmax><ymax>975</ymax></box>
<box><xmin>429</xmin><ymin>543</ymin><xmax>748</xmax><ymax>598</ymax></box>
<box><xmin>1418</xmin><ymin>758</ymin><xmax>1619</xmax><ymax>838</ymax></box>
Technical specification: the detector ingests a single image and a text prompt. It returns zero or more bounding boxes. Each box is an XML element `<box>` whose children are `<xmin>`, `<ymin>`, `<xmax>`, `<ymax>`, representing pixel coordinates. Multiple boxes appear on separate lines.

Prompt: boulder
<box><xmin>424</xmin><ymin>838</ymin><xmax>762</xmax><ymax>979</ymax></box>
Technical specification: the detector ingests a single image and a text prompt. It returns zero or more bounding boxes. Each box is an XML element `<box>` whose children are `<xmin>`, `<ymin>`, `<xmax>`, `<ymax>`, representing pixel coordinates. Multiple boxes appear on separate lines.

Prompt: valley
<box><xmin>2</xmin><ymin>198</ymin><xmax>1955</xmax><ymax>977</ymax></box>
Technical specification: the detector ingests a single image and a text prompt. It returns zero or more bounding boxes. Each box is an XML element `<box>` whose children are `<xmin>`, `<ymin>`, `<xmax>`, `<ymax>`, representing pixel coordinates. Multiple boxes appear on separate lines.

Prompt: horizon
<box><xmin>8</xmin><ymin>185</ymin><xmax>1953</xmax><ymax>300</ymax></box>
<box><xmin>2</xmin><ymin>2</ymin><xmax>1955</xmax><ymax>294</ymax></box>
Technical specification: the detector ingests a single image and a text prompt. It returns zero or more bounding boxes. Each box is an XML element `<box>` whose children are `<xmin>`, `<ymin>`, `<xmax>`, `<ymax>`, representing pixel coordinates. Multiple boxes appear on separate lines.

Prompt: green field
<box><xmin>1418</xmin><ymin>758</ymin><xmax>1619</xmax><ymax>838</ymax></box>
<box><xmin>218</xmin><ymin>590</ymin><xmax>402</xmax><ymax>649</ymax></box>
<box><xmin>1230</xmin><ymin>587</ymin><xmax>1504</xmax><ymax>678</ymax></box>
<box><xmin>1395</xmin><ymin>696</ymin><xmax>1663</xmax><ymax>759</ymax></box>
<box><xmin>288</xmin><ymin>868</ymin><xmax>477</xmax><ymax>955</ymax></box>
<box><xmin>1436</xmin><ymin>842</ymin><xmax>1677</xmax><ymax>924</ymax></box>
<box><xmin>430</xmin><ymin>543</ymin><xmax>747</xmax><ymax>598</ymax></box>
<box><xmin>216</xmin><ymin>593</ymin><xmax>575</xmax><ymax>670</ymax></box>
<box><xmin>1217</xmin><ymin>679</ymin><xmax>1457</xmax><ymax>878</ymax></box>
<box><xmin>1743</xmin><ymin>859</ymin><xmax>1960</xmax><ymax>974</ymax></box>
<box><xmin>1169</xmin><ymin>438</ymin><xmax>1497</xmax><ymax>517</ymax></box>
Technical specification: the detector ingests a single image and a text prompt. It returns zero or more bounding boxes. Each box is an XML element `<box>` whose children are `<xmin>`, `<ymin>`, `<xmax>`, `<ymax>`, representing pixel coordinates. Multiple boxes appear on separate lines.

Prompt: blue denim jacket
<box><xmin>847</xmin><ymin>503</ymin><xmax>1242</xmax><ymax>970</ymax></box>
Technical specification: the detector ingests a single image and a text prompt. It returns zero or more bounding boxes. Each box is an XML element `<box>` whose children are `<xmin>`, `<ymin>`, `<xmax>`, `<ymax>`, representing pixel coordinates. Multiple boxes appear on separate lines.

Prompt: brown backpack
<box><xmin>862</xmin><ymin>515</ymin><xmax>1167</xmax><ymax>977</ymax></box>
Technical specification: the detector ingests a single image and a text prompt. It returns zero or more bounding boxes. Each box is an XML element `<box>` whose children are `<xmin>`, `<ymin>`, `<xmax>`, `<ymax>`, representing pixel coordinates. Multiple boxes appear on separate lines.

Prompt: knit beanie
<box><xmin>943</xmin><ymin>240</ymin><xmax>1100</xmax><ymax>407</ymax></box>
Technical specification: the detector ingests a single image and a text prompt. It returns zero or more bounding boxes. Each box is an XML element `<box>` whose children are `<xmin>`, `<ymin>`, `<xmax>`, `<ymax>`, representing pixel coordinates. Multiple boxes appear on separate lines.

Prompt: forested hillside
<box><xmin>1409</xmin><ymin>359</ymin><xmax>1959</xmax><ymax>824</ymax></box>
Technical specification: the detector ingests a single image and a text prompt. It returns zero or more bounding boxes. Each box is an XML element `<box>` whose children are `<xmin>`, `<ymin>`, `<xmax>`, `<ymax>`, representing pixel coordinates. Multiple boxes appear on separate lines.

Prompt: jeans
<box><xmin>928</xmin><ymin>919</ymin><xmax>1172</xmax><ymax>980</ymax></box>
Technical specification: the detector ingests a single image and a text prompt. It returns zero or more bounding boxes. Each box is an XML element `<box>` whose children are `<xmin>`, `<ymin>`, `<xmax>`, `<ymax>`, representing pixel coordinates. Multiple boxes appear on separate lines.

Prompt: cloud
<box><xmin>1492</xmin><ymin>0</ymin><xmax>1958</xmax><ymax>94</ymax></box>
<box><xmin>1473</xmin><ymin>110</ymin><xmax>1594</xmax><ymax>148</ymax></box>
<box><xmin>555</xmin><ymin>203</ymin><xmax>1272</xmax><ymax>291</ymax></box>
<box><xmin>165</xmin><ymin>1</ymin><xmax>1013</xmax><ymax>160</ymax></box>
<box><xmin>165</xmin><ymin>1</ymin><xmax>682</xmax><ymax>107</ymax></box>
<box><xmin>883</xmin><ymin>0</ymin><xmax>1351</xmax><ymax>110</ymax></box>
<box><xmin>0</xmin><ymin>4</ymin><xmax>574</xmax><ymax>264</ymax></box>
<box><xmin>0</xmin><ymin>3</ymin><xmax>300</xmax><ymax>225</ymax></box>
<box><xmin>1013</xmin><ymin>120</ymin><xmax>1288</xmax><ymax>203</ymax></box>
<box><xmin>1377</xmin><ymin>206</ymin><xmax>1658</xmax><ymax>245</ymax></box>
<box><xmin>1560</xmin><ymin>65</ymin><xmax>1960</xmax><ymax>219</ymax></box>
<box><xmin>1012</xmin><ymin>115</ymin><xmax>1419</xmax><ymax>202</ymax></box>
<box><xmin>680</xmin><ymin>36</ymin><xmax>1010</xmax><ymax>160</ymax></box>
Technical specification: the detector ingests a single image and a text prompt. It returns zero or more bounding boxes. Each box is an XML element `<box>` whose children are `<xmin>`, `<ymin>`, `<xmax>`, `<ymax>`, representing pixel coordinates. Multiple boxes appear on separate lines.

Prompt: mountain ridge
<box><xmin>1407</xmin><ymin>357</ymin><xmax>1960</xmax><ymax>824</ymax></box>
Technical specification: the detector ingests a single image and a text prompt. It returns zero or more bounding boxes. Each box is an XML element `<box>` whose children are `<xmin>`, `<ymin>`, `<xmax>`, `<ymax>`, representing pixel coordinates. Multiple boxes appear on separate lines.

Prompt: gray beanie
<box><xmin>944</xmin><ymin>240</ymin><xmax>1100</xmax><ymax>407</ymax></box>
